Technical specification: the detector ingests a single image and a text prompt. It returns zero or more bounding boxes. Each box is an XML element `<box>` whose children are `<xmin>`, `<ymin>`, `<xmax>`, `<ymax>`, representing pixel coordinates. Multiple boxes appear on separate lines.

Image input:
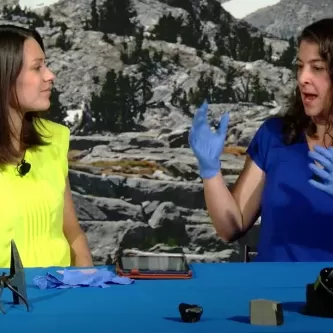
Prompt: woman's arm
<box><xmin>204</xmin><ymin>156</ymin><xmax>265</xmax><ymax>242</ymax></box>
<box><xmin>63</xmin><ymin>177</ymin><xmax>93</xmax><ymax>267</ymax></box>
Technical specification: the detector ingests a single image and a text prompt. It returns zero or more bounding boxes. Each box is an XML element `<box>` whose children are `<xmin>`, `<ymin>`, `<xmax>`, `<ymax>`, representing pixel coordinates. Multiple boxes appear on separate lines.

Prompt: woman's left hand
<box><xmin>308</xmin><ymin>145</ymin><xmax>333</xmax><ymax>196</ymax></box>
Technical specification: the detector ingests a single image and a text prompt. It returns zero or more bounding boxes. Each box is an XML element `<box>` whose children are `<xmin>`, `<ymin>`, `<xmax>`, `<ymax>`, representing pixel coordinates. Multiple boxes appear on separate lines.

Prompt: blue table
<box><xmin>1</xmin><ymin>262</ymin><xmax>333</xmax><ymax>332</ymax></box>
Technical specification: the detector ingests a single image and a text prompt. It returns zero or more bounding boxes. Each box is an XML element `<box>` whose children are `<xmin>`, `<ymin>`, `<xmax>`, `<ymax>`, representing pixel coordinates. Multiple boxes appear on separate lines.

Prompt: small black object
<box><xmin>179</xmin><ymin>303</ymin><xmax>203</xmax><ymax>323</ymax></box>
<box><xmin>17</xmin><ymin>160</ymin><xmax>31</xmax><ymax>176</ymax></box>
<box><xmin>302</xmin><ymin>267</ymin><xmax>333</xmax><ymax>317</ymax></box>
<box><xmin>0</xmin><ymin>240</ymin><xmax>29</xmax><ymax>314</ymax></box>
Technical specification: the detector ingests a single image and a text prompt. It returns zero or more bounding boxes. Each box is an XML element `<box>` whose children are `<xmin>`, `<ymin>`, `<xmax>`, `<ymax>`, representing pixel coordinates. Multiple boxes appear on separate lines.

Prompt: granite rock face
<box><xmin>68</xmin><ymin>103</ymin><xmax>269</xmax><ymax>265</ymax></box>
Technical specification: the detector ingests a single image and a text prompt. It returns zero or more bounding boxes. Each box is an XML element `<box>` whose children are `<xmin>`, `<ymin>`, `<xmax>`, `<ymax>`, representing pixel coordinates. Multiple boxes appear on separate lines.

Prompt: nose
<box><xmin>297</xmin><ymin>66</ymin><xmax>312</xmax><ymax>86</ymax></box>
<box><xmin>44</xmin><ymin>66</ymin><xmax>56</xmax><ymax>82</ymax></box>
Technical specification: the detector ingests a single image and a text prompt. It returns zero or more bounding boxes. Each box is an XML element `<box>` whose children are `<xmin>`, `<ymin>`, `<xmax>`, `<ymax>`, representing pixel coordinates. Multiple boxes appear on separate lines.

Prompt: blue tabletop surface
<box><xmin>1</xmin><ymin>262</ymin><xmax>333</xmax><ymax>333</ymax></box>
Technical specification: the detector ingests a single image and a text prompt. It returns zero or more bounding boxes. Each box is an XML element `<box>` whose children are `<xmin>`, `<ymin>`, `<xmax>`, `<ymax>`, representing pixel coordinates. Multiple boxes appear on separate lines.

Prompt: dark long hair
<box><xmin>0</xmin><ymin>24</ymin><xmax>49</xmax><ymax>166</ymax></box>
<box><xmin>281</xmin><ymin>18</ymin><xmax>333</xmax><ymax>145</ymax></box>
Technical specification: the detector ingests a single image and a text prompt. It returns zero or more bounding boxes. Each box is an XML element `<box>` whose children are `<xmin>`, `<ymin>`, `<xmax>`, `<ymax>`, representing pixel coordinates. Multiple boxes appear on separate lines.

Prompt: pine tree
<box><xmin>265</xmin><ymin>44</ymin><xmax>273</xmax><ymax>63</ymax></box>
<box><xmin>55</xmin><ymin>23</ymin><xmax>72</xmax><ymax>51</ymax></box>
<box><xmin>152</xmin><ymin>14</ymin><xmax>182</xmax><ymax>43</ymax></box>
<box><xmin>84</xmin><ymin>0</ymin><xmax>99</xmax><ymax>30</ymax></box>
<box><xmin>224</xmin><ymin>67</ymin><xmax>236</xmax><ymax>102</ymax></box>
<box><xmin>199</xmin><ymin>1</ymin><xmax>221</xmax><ymax>24</ymax></box>
<box><xmin>90</xmin><ymin>69</ymin><xmax>118</xmax><ymax>131</ymax></box>
<box><xmin>251</xmin><ymin>74</ymin><xmax>270</xmax><ymax>105</ymax></box>
<box><xmin>275</xmin><ymin>37</ymin><xmax>296</xmax><ymax>69</ymax></box>
<box><xmin>99</xmin><ymin>0</ymin><xmax>136</xmax><ymax>35</ymax></box>
<box><xmin>90</xmin><ymin>69</ymin><xmax>151</xmax><ymax>133</ymax></box>
<box><xmin>249</xmin><ymin>36</ymin><xmax>266</xmax><ymax>61</ymax></box>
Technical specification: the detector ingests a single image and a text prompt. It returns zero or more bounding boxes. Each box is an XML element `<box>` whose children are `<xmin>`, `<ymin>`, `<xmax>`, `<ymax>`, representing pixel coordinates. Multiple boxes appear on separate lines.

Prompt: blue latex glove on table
<box><xmin>188</xmin><ymin>100</ymin><xmax>229</xmax><ymax>179</ymax></box>
<box><xmin>308</xmin><ymin>145</ymin><xmax>333</xmax><ymax>196</ymax></box>
<box><xmin>33</xmin><ymin>268</ymin><xmax>134</xmax><ymax>289</ymax></box>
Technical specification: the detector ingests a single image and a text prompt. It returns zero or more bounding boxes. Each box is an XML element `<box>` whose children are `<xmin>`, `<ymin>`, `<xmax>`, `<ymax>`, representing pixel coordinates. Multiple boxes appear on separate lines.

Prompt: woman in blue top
<box><xmin>189</xmin><ymin>18</ymin><xmax>333</xmax><ymax>262</ymax></box>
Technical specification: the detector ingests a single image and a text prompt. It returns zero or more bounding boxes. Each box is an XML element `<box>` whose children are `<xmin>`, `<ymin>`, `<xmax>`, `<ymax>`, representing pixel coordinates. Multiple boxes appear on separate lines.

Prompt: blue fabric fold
<box><xmin>33</xmin><ymin>268</ymin><xmax>134</xmax><ymax>289</ymax></box>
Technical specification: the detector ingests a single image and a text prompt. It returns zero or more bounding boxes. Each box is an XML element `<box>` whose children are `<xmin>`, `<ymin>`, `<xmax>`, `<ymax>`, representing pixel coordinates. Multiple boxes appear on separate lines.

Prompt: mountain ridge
<box><xmin>243</xmin><ymin>0</ymin><xmax>333</xmax><ymax>39</ymax></box>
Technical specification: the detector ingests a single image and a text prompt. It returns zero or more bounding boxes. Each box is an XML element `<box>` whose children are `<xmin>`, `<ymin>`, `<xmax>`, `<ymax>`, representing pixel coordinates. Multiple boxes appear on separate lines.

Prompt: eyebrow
<box><xmin>32</xmin><ymin>57</ymin><xmax>45</xmax><ymax>62</ymax></box>
<box><xmin>296</xmin><ymin>57</ymin><xmax>324</xmax><ymax>63</ymax></box>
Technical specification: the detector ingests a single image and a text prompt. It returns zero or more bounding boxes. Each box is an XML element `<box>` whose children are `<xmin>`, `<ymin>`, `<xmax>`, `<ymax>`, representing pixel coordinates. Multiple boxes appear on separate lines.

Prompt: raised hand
<box><xmin>308</xmin><ymin>145</ymin><xmax>333</xmax><ymax>196</ymax></box>
<box><xmin>189</xmin><ymin>100</ymin><xmax>229</xmax><ymax>179</ymax></box>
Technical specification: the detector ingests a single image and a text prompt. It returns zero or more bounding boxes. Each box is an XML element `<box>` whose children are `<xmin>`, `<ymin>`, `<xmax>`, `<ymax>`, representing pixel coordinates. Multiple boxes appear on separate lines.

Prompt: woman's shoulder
<box><xmin>34</xmin><ymin>118</ymin><xmax>70</xmax><ymax>146</ymax></box>
<box><xmin>259</xmin><ymin>116</ymin><xmax>283</xmax><ymax>135</ymax></box>
<box><xmin>32</xmin><ymin>118</ymin><xmax>70</xmax><ymax>176</ymax></box>
<box><xmin>251</xmin><ymin>116</ymin><xmax>284</xmax><ymax>147</ymax></box>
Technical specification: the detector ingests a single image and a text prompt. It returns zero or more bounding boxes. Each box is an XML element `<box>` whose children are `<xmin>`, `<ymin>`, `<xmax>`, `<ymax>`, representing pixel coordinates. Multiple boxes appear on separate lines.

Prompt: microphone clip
<box><xmin>17</xmin><ymin>159</ymin><xmax>31</xmax><ymax>177</ymax></box>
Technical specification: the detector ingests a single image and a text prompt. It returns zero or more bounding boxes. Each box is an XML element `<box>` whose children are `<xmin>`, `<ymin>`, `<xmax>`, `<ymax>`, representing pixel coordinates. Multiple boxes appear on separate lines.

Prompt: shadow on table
<box><xmin>282</xmin><ymin>301</ymin><xmax>306</xmax><ymax>313</ymax></box>
<box><xmin>164</xmin><ymin>316</ymin><xmax>209</xmax><ymax>323</ymax></box>
<box><xmin>227</xmin><ymin>316</ymin><xmax>250</xmax><ymax>324</ymax></box>
<box><xmin>164</xmin><ymin>317</ymin><xmax>183</xmax><ymax>323</ymax></box>
<box><xmin>1</xmin><ymin>288</ymin><xmax>69</xmax><ymax>313</ymax></box>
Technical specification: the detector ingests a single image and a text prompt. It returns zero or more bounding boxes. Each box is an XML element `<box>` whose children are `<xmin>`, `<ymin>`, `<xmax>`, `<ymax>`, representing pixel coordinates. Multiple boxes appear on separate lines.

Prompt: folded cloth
<box><xmin>33</xmin><ymin>268</ymin><xmax>134</xmax><ymax>289</ymax></box>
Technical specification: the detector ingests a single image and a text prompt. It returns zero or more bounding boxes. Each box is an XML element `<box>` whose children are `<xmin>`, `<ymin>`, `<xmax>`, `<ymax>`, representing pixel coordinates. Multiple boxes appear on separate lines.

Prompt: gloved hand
<box><xmin>188</xmin><ymin>100</ymin><xmax>229</xmax><ymax>179</ymax></box>
<box><xmin>308</xmin><ymin>145</ymin><xmax>333</xmax><ymax>196</ymax></box>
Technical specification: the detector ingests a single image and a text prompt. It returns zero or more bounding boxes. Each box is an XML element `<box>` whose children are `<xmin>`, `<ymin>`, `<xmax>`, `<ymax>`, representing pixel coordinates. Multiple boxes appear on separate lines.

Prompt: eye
<box><xmin>313</xmin><ymin>66</ymin><xmax>324</xmax><ymax>71</ymax></box>
<box><xmin>295</xmin><ymin>63</ymin><xmax>303</xmax><ymax>71</ymax></box>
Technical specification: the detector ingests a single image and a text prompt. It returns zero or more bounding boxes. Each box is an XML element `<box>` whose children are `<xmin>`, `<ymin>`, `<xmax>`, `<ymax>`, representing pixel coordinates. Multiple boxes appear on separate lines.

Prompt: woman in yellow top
<box><xmin>0</xmin><ymin>24</ymin><xmax>93</xmax><ymax>268</ymax></box>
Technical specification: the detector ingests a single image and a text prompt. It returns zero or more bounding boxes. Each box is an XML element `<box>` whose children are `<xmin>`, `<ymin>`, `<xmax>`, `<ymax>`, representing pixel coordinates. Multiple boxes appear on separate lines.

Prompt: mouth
<box><xmin>302</xmin><ymin>92</ymin><xmax>318</xmax><ymax>103</ymax></box>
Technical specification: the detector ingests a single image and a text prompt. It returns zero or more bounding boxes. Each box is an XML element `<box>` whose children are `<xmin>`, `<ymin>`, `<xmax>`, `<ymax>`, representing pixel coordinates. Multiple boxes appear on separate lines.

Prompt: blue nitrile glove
<box><xmin>189</xmin><ymin>100</ymin><xmax>229</xmax><ymax>179</ymax></box>
<box><xmin>33</xmin><ymin>268</ymin><xmax>134</xmax><ymax>289</ymax></box>
<box><xmin>308</xmin><ymin>145</ymin><xmax>333</xmax><ymax>196</ymax></box>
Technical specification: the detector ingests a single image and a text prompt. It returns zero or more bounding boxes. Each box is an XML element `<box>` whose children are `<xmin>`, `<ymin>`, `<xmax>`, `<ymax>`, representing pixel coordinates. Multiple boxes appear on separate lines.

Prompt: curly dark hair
<box><xmin>281</xmin><ymin>18</ymin><xmax>333</xmax><ymax>145</ymax></box>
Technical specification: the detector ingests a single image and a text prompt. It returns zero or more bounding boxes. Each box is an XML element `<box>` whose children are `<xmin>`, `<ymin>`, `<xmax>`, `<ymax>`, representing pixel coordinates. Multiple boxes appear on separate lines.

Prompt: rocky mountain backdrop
<box><xmin>0</xmin><ymin>0</ymin><xmax>324</xmax><ymax>265</ymax></box>
<box><xmin>243</xmin><ymin>0</ymin><xmax>333</xmax><ymax>39</ymax></box>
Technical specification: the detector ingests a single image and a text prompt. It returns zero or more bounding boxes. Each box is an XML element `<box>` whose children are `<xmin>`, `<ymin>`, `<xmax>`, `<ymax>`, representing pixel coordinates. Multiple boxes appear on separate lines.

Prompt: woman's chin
<box><xmin>304</xmin><ymin>107</ymin><xmax>325</xmax><ymax>118</ymax></box>
<box><xmin>28</xmin><ymin>102</ymin><xmax>51</xmax><ymax>113</ymax></box>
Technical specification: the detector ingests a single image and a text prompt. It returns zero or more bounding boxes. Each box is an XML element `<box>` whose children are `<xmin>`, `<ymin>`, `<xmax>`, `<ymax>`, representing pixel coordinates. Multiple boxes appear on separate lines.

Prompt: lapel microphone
<box><xmin>17</xmin><ymin>154</ymin><xmax>31</xmax><ymax>177</ymax></box>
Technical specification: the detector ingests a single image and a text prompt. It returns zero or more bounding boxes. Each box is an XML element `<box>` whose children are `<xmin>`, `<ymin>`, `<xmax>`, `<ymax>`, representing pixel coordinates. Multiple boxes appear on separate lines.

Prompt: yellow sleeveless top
<box><xmin>0</xmin><ymin>118</ymin><xmax>71</xmax><ymax>268</ymax></box>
